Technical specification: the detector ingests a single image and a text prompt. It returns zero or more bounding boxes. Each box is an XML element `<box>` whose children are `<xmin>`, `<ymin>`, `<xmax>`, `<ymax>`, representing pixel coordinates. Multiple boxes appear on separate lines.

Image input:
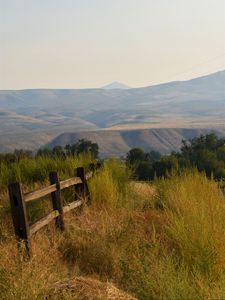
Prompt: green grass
<box><xmin>88</xmin><ymin>158</ymin><xmax>131</xmax><ymax>208</ymax></box>
<box><xmin>0</xmin><ymin>153</ymin><xmax>93</xmax><ymax>190</ymax></box>
<box><xmin>156</xmin><ymin>171</ymin><xmax>225</xmax><ymax>281</ymax></box>
<box><xmin>0</xmin><ymin>158</ymin><xmax>225</xmax><ymax>299</ymax></box>
<box><xmin>60</xmin><ymin>169</ymin><xmax>225</xmax><ymax>299</ymax></box>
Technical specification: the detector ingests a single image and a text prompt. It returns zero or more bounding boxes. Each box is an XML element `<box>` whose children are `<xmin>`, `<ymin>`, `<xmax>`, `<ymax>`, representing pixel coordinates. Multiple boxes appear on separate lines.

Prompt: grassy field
<box><xmin>0</xmin><ymin>158</ymin><xmax>225</xmax><ymax>299</ymax></box>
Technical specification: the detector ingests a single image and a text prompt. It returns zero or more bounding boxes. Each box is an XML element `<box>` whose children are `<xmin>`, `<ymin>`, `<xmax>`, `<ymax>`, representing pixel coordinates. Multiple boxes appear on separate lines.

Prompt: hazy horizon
<box><xmin>0</xmin><ymin>68</ymin><xmax>224</xmax><ymax>91</ymax></box>
<box><xmin>1</xmin><ymin>0</ymin><xmax>225</xmax><ymax>89</ymax></box>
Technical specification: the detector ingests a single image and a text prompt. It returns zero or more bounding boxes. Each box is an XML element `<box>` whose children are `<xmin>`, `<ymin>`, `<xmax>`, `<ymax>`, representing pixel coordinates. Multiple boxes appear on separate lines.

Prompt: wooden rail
<box><xmin>8</xmin><ymin>166</ymin><xmax>95</xmax><ymax>257</ymax></box>
<box><xmin>30</xmin><ymin>210</ymin><xmax>59</xmax><ymax>235</ymax></box>
<box><xmin>24</xmin><ymin>184</ymin><xmax>57</xmax><ymax>202</ymax></box>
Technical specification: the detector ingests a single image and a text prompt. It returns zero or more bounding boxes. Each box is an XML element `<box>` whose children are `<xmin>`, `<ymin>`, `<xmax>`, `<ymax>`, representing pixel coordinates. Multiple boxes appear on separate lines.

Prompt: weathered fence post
<box><xmin>8</xmin><ymin>182</ymin><xmax>31</xmax><ymax>256</ymax></box>
<box><xmin>75</xmin><ymin>167</ymin><xmax>86</xmax><ymax>201</ymax></box>
<box><xmin>49</xmin><ymin>172</ymin><xmax>64</xmax><ymax>231</ymax></box>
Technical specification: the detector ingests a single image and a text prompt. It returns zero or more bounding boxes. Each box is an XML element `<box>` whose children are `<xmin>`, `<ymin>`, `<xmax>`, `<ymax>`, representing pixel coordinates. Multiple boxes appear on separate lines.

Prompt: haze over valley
<box><xmin>0</xmin><ymin>70</ymin><xmax>224</xmax><ymax>155</ymax></box>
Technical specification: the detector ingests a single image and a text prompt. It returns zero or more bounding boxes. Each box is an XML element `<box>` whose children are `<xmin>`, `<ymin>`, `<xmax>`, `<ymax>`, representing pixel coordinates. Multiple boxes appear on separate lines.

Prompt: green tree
<box><xmin>126</xmin><ymin>148</ymin><xmax>146</xmax><ymax>165</ymax></box>
<box><xmin>75</xmin><ymin>139</ymin><xmax>99</xmax><ymax>158</ymax></box>
<box><xmin>135</xmin><ymin>161</ymin><xmax>154</xmax><ymax>180</ymax></box>
<box><xmin>52</xmin><ymin>145</ymin><xmax>65</xmax><ymax>157</ymax></box>
<box><xmin>179</xmin><ymin>133</ymin><xmax>225</xmax><ymax>179</ymax></box>
<box><xmin>36</xmin><ymin>147</ymin><xmax>52</xmax><ymax>157</ymax></box>
<box><xmin>153</xmin><ymin>155</ymin><xmax>178</xmax><ymax>178</ymax></box>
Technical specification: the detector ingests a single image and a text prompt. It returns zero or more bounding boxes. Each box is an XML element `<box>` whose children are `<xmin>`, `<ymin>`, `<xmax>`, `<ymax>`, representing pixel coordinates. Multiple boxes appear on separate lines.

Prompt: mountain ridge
<box><xmin>47</xmin><ymin>127</ymin><xmax>225</xmax><ymax>158</ymax></box>
<box><xmin>101</xmin><ymin>81</ymin><xmax>131</xmax><ymax>90</ymax></box>
<box><xmin>0</xmin><ymin>70</ymin><xmax>224</xmax><ymax>153</ymax></box>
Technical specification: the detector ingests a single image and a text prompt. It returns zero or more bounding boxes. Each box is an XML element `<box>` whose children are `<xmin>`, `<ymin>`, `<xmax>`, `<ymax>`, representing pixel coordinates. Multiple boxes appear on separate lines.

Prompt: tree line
<box><xmin>1</xmin><ymin>133</ymin><xmax>225</xmax><ymax>180</ymax></box>
<box><xmin>126</xmin><ymin>133</ymin><xmax>225</xmax><ymax>180</ymax></box>
<box><xmin>0</xmin><ymin>139</ymin><xmax>99</xmax><ymax>164</ymax></box>
<box><xmin>36</xmin><ymin>139</ymin><xmax>99</xmax><ymax>159</ymax></box>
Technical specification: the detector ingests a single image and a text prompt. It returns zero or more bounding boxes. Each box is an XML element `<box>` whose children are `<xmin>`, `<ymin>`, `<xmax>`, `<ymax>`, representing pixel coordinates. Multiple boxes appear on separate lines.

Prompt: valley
<box><xmin>0</xmin><ymin>70</ymin><xmax>224</xmax><ymax>154</ymax></box>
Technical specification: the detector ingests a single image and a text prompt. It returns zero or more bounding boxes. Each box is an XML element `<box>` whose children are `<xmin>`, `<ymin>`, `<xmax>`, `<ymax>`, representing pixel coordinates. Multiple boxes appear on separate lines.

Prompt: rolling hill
<box><xmin>47</xmin><ymin>128</ymin><xmax>225</xmax><ymax>157</ymax></box>
<box><xmin>0</xmin><ymin>70</ymin><xmax>224</xmax><ymax>153</ymax></box>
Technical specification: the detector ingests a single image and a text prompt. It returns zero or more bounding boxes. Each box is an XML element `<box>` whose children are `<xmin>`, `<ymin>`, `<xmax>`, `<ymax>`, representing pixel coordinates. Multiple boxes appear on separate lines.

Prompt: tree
<box><xmin>146</xmin><ymin>150</ymin><xmax>161</xmax><ymax>161</ymax></box>
<box><xmin>135</xmin><ymin>161</ymin><xmax>154</xmax><ymax>180</ymax></box>
<box><xmin>126</xmin><ymin>148</ymin><xmax>146</xmax><ymax>165</ymax></box>
<box><xmin>217</xmin><ymin>147</ymin><xmax>225</xmax><ymax>163</ymax></box>
<box><xmin>75</xmin><ymin>139</ymin><xmax>99</xmax><ymax>158</ymax></box>
<box><xmin>36</xmin><ymin>139</ymin><xmax>99</xmax><ymax>159</ymax></box>
<box><xmin>36</xmin><ymin>147</ymin><xmax>52</xmax><ymax>157</ymax></box>
<box><xmin>153</xmin><ymin>155</ymin><xmax>178</xmax><ymax>178</ymax></box>
<box><xmin>179</xmin><ymin>133</ymin><xmax>225</xmax><ymax>179</ymax></box>
<box><xmin>52</xmin><ymin>145</ymin><xmax>65</xmax><ymax>157</ymax></box>
<box><xmin>14</xmin><ymin>149</ymin><xmax>32</xmax><ymax>160</ymax></box>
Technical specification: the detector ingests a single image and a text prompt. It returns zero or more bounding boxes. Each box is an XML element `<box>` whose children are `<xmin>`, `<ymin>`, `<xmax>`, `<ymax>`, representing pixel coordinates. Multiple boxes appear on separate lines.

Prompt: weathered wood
<box><xmin>24</xmin><ymin>184</ymin><xmax>57</xmax><ymax>202</ymax></box>
<box><xmin>30</xmin><ymin>210</ymin><xmax>59</xmax><ymax>235</ymax></box>
<box><xmin>75</xmin><ymin>167</ymin><xmax>86</xmax><ymax>201</ymax></box>
<box><xmin>24</xmin><ymin>178</ymin><xmax>83</xmax><ymax>202</ymax></box>
<box><xmin>63</xmin><ymin>200</ymin><xmax>84</xmax><ymax>213</ymax></box>
<box><xmin>49</xmin><ymin>172</ymin><xmax>64</xmax><ymax>231</ymax></box>
<box><xmin>8</xmin><ymin>182</ymin><xmax>31</xmax><ymax>256</ymax></box>
<box><xmin>60</xmin><ymin>177</ymin><xmax>82</xmax><ymax>190</ymax></box>
<box><xmin>8</xmin><ymin>166</ymin><xmax>94</xmax><ymax>257</ymax></box>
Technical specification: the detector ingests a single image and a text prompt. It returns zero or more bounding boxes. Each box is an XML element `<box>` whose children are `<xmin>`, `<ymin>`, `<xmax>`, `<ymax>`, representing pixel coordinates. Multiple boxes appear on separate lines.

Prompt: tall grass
<box><xmin>0</xmin><ymin>233</ymin><xmax>69</xmax><ymax>300</ymax></box>
<box><xmin>156</xmin><ymin>171</ymin><xmax>225</xmax><ymax>281</ymax></box>
<box><xmin>88</xmin><ymin>158</ymin><xmax>131</xmax><ymax>208</ymax></box>
<box><xmin>60</xmin><ymin>170</ymin><xmax>225</xmax><ymax>299</ymax></box>
<box><xmin>0</xmin><ymin>153</ymin><xmax>94</xmax><ymax>238</ymax></box>
<box><xmin>1</xmin><ymin>158</ymin><xmax>225</xmax><ymax>299</ymax></box>
<box><xmin>0</xmin><ymin>153</ymin><xmax>93</xmax><ymax>190</ymax></box>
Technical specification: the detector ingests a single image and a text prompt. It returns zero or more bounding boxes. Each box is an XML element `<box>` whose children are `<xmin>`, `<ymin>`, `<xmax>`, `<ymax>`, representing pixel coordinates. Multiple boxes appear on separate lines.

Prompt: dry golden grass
<box><xmin>1</xmin><ymin>162</ymin><xmax>225</xmax><ymax>299</ymax></box>
<box><xmin>47</xmin><ymin>276</ymin><xmax>137</xmax><ymax>300</ymax></box>
<box><xmin>131</xmin><ymin>182</ymin><xmax>155</xmax><ymax>198</ymax></box>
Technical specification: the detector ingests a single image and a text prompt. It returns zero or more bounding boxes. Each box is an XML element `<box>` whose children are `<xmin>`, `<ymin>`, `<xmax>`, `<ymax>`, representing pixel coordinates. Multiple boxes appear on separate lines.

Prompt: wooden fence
<box><xmin>8</xmin><ymin>166</ymin><xmax>94</xmax><ymax>257</ymax></box>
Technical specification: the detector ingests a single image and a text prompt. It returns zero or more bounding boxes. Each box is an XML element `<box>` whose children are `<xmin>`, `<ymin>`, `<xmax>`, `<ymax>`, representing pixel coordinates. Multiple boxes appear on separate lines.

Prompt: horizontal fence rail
<box><xmin>30</xmin><ymin>210</ymin><xmax>59</xmax><ymax>236</ymax></box>
<box><xmin>24</xmin><ymin>184</ymin><xmax>57</xmax><ymax>202</ymax></box>
<box><xmin>8</xmin><ymin>166</ymin><xmax>95</xmax><ymax>257</ymax></box>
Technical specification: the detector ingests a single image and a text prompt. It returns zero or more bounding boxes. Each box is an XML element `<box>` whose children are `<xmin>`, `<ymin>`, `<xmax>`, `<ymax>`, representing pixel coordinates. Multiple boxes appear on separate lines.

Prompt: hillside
<box><xmin>0</xmin><ymin>70</ymin><xmax>224</xmax><ymax>152</ymax></box>
<box><xmin>1</xmin><ymin>157</ymin><xmax>225</xmax><ymax>299</ymax></box>
<box><xmin>47</xmin><ymin>127</ymin><xmax>225</xmax><ymax>157</ymax></box>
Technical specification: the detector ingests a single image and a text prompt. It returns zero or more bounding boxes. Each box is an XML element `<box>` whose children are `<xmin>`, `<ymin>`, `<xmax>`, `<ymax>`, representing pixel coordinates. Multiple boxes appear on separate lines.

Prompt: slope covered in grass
<box><xmin>0</xmin><ymin>159</ymin><xmax>225</xmax><ymax>299</ymax></box>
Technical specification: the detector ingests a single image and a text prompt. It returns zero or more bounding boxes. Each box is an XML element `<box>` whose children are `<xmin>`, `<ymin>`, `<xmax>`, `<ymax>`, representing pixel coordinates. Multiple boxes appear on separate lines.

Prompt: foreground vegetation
<box><xmin>0</xmin><ymin>153</ymin><xmax>94</xmax><ymax>191</ymax></box>
<box><xmin>0</xmin><ymin>155</ymin><xmax>225</xmax><ymax>299</ymax></box>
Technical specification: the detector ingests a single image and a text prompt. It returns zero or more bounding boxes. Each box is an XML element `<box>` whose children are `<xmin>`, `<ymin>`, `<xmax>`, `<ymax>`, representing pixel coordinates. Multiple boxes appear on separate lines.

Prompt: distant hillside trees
<box><xmin>126</xmin><ymin>133</ymin><xmax>225</xmax><ymax>180</ymax></box>
<box><xmin>177</xmin><ymin>133</ymin><xmax>225</xmax><ymax>179</ymax></box>
<box><xmin>0</xmin><ymin>149</ymin><xmax>32</xmax><ymax>164</ymax></box>
<box><xmin>65</xmin><ymin>139</ymin><xmax>99</xmax><ymax>158</ymax></box>
<box><xmin>126</xmin><ymin>148</ymin><xmax>167</xmax><ymax>180</ymax></box>
<box><xmin>37</xmin><ymin>139</ymin><xmax>99</xmax><ymax>159</ymax></box>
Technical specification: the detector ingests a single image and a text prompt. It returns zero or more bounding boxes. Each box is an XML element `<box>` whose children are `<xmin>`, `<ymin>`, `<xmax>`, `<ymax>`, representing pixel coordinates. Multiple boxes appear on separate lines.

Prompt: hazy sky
<box><xmin>0</xmin><ymin>0</ymin><xmax>225</xmax><ymax>89</ymax></box>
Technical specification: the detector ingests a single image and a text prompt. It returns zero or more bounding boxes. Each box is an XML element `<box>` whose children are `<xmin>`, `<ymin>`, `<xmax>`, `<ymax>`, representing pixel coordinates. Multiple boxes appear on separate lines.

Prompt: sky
<box><xmin>0</xmin><ymin>0</ymin><xmax>225</xmax><ymax>89</ymax></box>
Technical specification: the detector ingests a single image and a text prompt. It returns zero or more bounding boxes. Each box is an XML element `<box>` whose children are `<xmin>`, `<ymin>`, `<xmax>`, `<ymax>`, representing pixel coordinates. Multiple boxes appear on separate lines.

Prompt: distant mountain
<box><xmin>102</xmin><ymin>81</ymin><xmax>130</xmax><ymax>90</ymax></box>
<box><xmin>0</xmin><ymin>70</ymin><xmax>224</xmax><ymax>152</ymax></box>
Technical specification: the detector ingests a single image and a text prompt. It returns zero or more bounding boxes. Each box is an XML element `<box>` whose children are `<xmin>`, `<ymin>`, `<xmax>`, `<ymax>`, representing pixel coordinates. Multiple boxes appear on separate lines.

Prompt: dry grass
<box><xmin>156</xmin><ymin>171</ymin><xmax>225</xmax><ymax>281</ymax></box>
<box><xmin>47</xmin><ymin>276</ymin><xmax>137</xmax><ymax>300</ymax></box>
<box><xmin>131</xmin><ymin>182</ymin><xmax>155</xmax><ymax>198</ymax></box>
<box><xmin>1</xmin><ymin>163</ymin><xmax>225</xmax><ymax>299</ymax></box>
